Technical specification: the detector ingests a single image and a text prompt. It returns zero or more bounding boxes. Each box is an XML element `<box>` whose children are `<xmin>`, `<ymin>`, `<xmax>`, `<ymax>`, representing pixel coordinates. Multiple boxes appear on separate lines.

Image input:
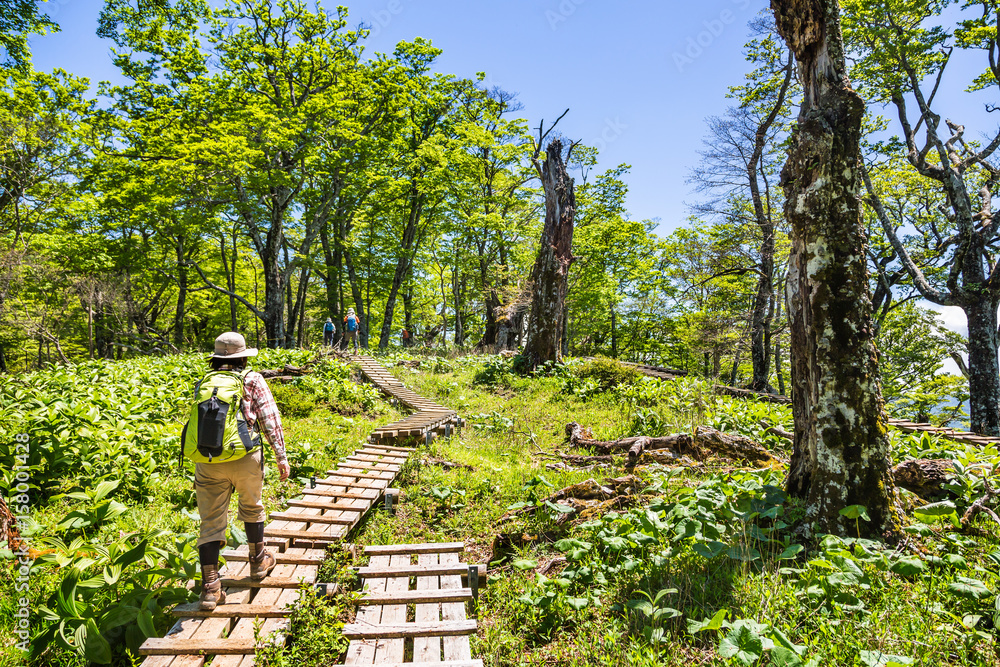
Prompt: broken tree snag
<box><xmin>771</xmin><ymin>0</ymin><xmax>902</xmax><ymax>539</ymax></box>
<box><xmin>890</xmin><ymin>459</ymin><xmax>955</xmax><ymax>500</ymax></box>
<box><xmin>521</xmin><ymin>138</ymin><xmax>577</xmax><ymax>373</ymax></box>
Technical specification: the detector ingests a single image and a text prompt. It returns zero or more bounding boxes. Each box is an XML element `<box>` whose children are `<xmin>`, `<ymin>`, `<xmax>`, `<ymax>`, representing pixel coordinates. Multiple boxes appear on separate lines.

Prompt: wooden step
<box><xmin>286</xmin><ymin>498</ymin><xmax>370</xmax><ymax>512</ymax></box>
<box><xmin>218</xmin><ymin>576</ymin><xmax>316</xmax><ymax>589</ymax></box>
<box><xmin>296</xmin><ymin>488</ymin><xmax>380</xmax><ymax>500</ymax></box>
<box><xmin>264</xmin><ymin>528</ymin><xmax>346</xmax><ymax>542</ymax></box>
<box><xmin>268</xmin><ymin>511</ymin><xmax>358</xmax><ymax>525</ymax></box>
<box><xmin>139</xmin><ymin>635</ymin><xmax>283</xmax><ymax>655</ymax></box>
<box><xmin>335</xmin><ymin>462</ymin><xmax>402</xmax><ymax>472</ymax></box>
<box><xmin>364</xmin><ymin>542</ymin><xmax>464</xmax><ymax>556</ymax></box>
<box><xmin>323</xmin><ymin>469</ymin><xmax>396</xmax><ymax>480</ymax></box>
<box><xmin>361</xmin><ymin>662</ymin><xmax>483</xmax><ymax>667</ymax></box>
<box><xmin>342</xmin><ymin>620</ymin><xmax>478</xmax><ymax>639</ymax></box>
<box><xmin>358</xmin><ymin>588</ymin><xmax>473</xmax><ymax>605</ymax></box>
<box><xmin>221</xmin><ymin>550</ymin><xmax>323</xmax><ymax>565</ymax></box>
<box><xmin>357</xmin><ymin>563</ymin><xmax>486</xmax><ymax>578</ymax></box>
<box><xmin>169</xmin><ymin>603</ymin><xmax>291</xmax><ymax>618</ymax></box>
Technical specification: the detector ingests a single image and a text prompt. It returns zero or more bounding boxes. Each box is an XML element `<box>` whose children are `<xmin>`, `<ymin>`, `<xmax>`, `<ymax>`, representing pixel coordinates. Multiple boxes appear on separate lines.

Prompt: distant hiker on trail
<box><xmin>344</xmin><ymin>308</ymin><xmax>360</xmax><ymax>353</ymax></box>
<box><xmin>181</xmin><ymin>332</ymin><xmax>290</xmax><ymax>611</ymax></box>
<box><xmin>323</xmin><ymin>317</ymin><xmax>335</xmax><ymax>347</ymax></box>
<box><xmin>401</xmin><ymin>327</ymin><xmax>412</xmax><ymax>348</ymax></box>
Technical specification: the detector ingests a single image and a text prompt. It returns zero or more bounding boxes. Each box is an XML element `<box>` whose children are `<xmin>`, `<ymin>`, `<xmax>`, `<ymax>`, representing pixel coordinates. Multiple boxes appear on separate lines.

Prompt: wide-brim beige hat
<box><xmin>212</xmin><ymin>332</ymin><xmax>258</xmax><ymax>359</ymax></box>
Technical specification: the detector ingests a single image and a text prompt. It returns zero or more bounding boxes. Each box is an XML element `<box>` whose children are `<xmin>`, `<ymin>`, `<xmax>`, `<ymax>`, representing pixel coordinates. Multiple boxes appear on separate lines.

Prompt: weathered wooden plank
<box><xmin>294</xmin><ymin>488</ymin><xmax>380</xmax><ymax>500</ymax></box>
<box><xmin>441</xmin><ymin>551</ymin><xmax>473</xmax><ymax>660</ymax></box>
<box><xmin>345</xmin><ymin>554</ymin><xmax>389</xmax><ymax>665</ymax></box>
<box><xmin>268</xmin><ymin>512</ymin><xmax>359</xmax><ymax>525</ymax></box>
<box><xmin>139</xmin><ymin>638</ymin><xmax>281</xmax><ymax>656</ymax></box>
<box><xmin>220</xmin><ymin>550</ymin><xmax>323</xmax><ymax>565</ymax></box>
<box><xmin>373</xmin><ymin>553</ymin><xmax>409</xmax><ymax>663</ymax></box>
<box><xmin>262</xmin><ymin>528</ymin><xmax>346</xmax><ymax>543</ymax></box>
<box><xmin>356</xmin><ymin>564</ymin><xmax>486</xmax><ymax>578</ymax></box>
<box><xmin>413</xmin><ymin>552</ymin><xmax>441</xmax><ymax>662</ymax></box>
<box><xmin>364</xmin><ymin>542</ymin><xmax>464</xmax><ymax>556</ymax></box>
<box><xmin>341</xmin><ymin>621</ymin><xmax>478</xmax><ymax>639</ymax></box>
<box><xmin>358</xmin><ymin>588</ymin><xmax>472</xmax><ymax>605</ymax></box>
<box><xmin>169</xmin><ymin>604</ymin><xmax>290</xmax><ymax>618</ymax></box>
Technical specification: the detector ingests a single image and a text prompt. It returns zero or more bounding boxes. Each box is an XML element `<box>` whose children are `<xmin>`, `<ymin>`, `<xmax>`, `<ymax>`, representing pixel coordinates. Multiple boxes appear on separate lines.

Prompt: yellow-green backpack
<box><xmin>180</xmin><ymin>369</ymin><xmax>258</xmax><ymax>464</ymax></box>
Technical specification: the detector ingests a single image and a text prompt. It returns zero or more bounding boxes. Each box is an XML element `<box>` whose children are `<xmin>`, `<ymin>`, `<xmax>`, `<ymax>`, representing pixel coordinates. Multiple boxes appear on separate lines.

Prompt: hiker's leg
<box><xmin>194</xmin><ymin>463</ymin><xmax>232</xmax><ymax>609</ymax></box>
<box><xmin>234</xmin><ymin>450</ymin><xmax>274</xmax><ymax>580</ymax></box>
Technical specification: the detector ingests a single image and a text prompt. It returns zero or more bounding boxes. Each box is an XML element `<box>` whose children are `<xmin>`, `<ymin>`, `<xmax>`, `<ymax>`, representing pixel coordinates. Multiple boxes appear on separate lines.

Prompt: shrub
<box><xmin>268</xmin><ymin>382</ymin><xmax>315</xmax><ymax>418</ymax></box>
<box><xmin>572</xmin><ymin>357</ymin><xmax>643</xmax><ymax>391</ymax></box>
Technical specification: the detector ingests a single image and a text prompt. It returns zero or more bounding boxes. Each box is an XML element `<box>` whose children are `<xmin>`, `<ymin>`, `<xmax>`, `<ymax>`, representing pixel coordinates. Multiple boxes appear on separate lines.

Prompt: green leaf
<box><xmin>99</xmin><ymin>605</ymin><xmax>139</xmax><ymax>633</ymax></box>
<box><xmin>565</xmin><ymin>597</ymin><xmax>589</xmax><ymax>610</ymax></box>
<box><xmin>626</xmin><ymin>598</ymin><xmax>653</xmax><ymax>616</ymax></box>
<box><xmin>687</xmin><ymin>608</ymin><xmax>727</xmax><ymax>634</ymax></box>
<box><xmin>913</xmin><ymin>500</ymin><xmax>957</xmax><ymax>519</ymax></box>
<box><xmin>947</xmin><ymin>576</ymin><xmax>991</xmax><ymax>600</ymax></box>
<box><xmin>771</xmin><ymin>646</ymin><xmax>805</xmax><ymax>667</ymax></box>
<box><xmin>693</xmin><ymin>541</ymin><xmax>725</xmax><ymax>560</ymax></box>
<box><xmin>859</xmin><ymin>650</ymin><xmax>913</xmax><ymax>667</ymax></box>
<box><xmin>511</xmin><ymin>559</ymin><xmax>537</xmax><ymax>571</ymax></box>
<box><xmin>83</xmin><ymin>618</ymin><xmax>112</xmax><ymax>664</ymax></box>
<box><xmin>718</xmin><ymin>625</ymin><xmax>764</xmax><ymax>666</ymax></box>
<box><xmin>889</xmin><ymin>557</ymin><xmax>926</xmax><ymax>577</ymax></box>
<box><xmin>137</xmin><ymin>608</ymin><xmax>156</xmax><ymax>638</ymax></box>
<box><xmin>839</xmin><ymin>505</ymin><xmax>870</xmax><ymax>521</ymax></box>
<box><xmin>778</xmin><ymin>544</ymin><xmax>804</xmax><ymax>560</ymax></box>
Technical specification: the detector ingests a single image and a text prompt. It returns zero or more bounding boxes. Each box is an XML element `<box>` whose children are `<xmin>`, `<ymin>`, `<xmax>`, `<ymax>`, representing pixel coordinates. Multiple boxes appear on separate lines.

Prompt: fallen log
<box><xmin>891</xmin><ymin>458</ymin><xmax>955</xmax><ymax>500</ymax></box>
<box><xmin>565</xmin><ymin>423</ymin><xmax>784</xmax><ymax>467</ymax></box>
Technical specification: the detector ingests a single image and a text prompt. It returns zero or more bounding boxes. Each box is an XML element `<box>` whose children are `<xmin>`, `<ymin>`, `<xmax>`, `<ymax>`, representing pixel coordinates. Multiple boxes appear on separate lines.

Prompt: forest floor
<box><xmin>2</xmin><ymin>350</ymin><xmax>1000</xmax><ymax>666</ymax></box>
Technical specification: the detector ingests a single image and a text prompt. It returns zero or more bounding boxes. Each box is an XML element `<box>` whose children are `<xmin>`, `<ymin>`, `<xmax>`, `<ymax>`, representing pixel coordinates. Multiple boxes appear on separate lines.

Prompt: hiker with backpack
<box><xmin>323</xmin><ymin>317</ymin><xmax>335</xmax><ymax>347</ymax></box>
<box><xmin>344</xmin><ymin>307</ymin><xmax>360</xmax><ymax>353</ymax></box>
<box><xmin>181</xmin><ymin>332</ymin><xmax>290</xmax><ymax>611</ymax></box>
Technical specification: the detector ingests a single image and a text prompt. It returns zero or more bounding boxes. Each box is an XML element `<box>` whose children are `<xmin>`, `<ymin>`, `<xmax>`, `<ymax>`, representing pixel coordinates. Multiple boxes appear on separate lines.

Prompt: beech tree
<box><xmin>843</xmin><ymin>0</ymin><xmax>1000</xmax><ymax>435</ymax></box>
<box><xmin>770</xmin><ymin>0</ymin><xmax>901</xmax><ymax>538</ymax></box>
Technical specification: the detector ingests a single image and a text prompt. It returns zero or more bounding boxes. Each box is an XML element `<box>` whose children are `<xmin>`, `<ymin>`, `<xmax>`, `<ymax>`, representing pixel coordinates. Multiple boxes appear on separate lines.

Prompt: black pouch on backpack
<box><xmin>197</xmin><ymin>387</ymin><xmax>228</xmax><ymax>460</ymax></box>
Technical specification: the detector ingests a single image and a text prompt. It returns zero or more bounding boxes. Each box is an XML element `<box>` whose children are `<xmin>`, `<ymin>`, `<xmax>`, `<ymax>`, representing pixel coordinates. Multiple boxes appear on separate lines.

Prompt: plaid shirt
<box><xmin>241</xmin><ymin>371</ymin><xmax>287</xmax><ymax>464</ymax></box>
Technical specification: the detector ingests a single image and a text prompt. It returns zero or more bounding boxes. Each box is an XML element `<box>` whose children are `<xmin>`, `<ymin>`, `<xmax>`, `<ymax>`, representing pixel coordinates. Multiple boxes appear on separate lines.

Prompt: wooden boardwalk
<box><xmin>344</xmin><ymin>542</ymin><xmax>483</xmax><ymax>667</ymax></box>
<box><xmin>343</xmin><ymin>353</ymin><xmax>462</xmax><ymax>445</ymax></box>
<box><xmin>140</xmin><ymin>355</ymin><xmax>460</xmax><ymax>665</ymax></box>
<box><xmin>624</xmin><ymin>360</ymin><xmax>1000</xmax><ymax>448</ymax></box>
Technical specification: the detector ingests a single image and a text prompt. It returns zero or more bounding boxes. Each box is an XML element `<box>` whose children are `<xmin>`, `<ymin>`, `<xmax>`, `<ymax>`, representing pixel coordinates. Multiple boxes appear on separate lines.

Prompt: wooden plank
<box><xmin>285</xmin><ymin>498</ymin><xmax>371</xmax><ymax>512</ymax></box>
<box><xmin>294</xmin><ymin>488</ymin><xmax>380</xmax><ymax>500</ymax></box>
<box><xmin>364</xmin><ymin>542</ymin><xmax>464</xmax><ymax>556</ymax></box>
<box><xmin>441</xmin><ymin>551</ymin><xmax>473</xmax><ymax>661</ymax></box>
<box><xmin>221</xmin><ymin>550</ymin><xmax>323</xmax><ymax>565</ymax></box>
<box><xmin>373</xmin><ymin>553</ymin><xmax>409</xmax><ymax>663</ymax></box>
<box><xmin>217</xmin><ymin>576</ymin><xmax>316</xmax><ymax>589</ymax></box>
<box><xmin>413</xmin><ymin>552</ymin><xmax>441</xmax><ymax>663</ymax></box>
<box><xmin>355</xmin><ymin>662</ymin><xmax>482</xmax><ymax>667</ymax></box>
<box><xmin>263</xmin><ymin>528</ymin><xmax>345</xmax><ymax>543</ymax></box>
<box><xmin>169</xmin><ymin>604</ymin><xmax>291</xmax><ymax>618</ymax></box>
<box><xmin>345</xmin><ymin>554</ymin><xmax>389</xmax><ymax>665</ymax></box>
<box><xmin>341</xmin><ymin>621</ymin><xmax>478</xmax><ymax>639</ymax></box>
<box><xmin>268</xmin><ymin>512</ymin><xmax>359</xmax><ymax>525</ymax></box>
<box><xmin>359</xmin><ymin>588</ymin><xmax>472</xmax><ymax>605</ymax></box>
<box><xmin>139</xmin><ymin>617</ymin><xmax>205</xmax><ymax>667</ymax></box>
<box><xmin>318</xmin><ymin>470</ymin><xmax>396</xmax><ymax>481</ymax></box>
<box><xmin>208</xmin><ymin>562</ymin><xmax>293</xmax><ymax>667</ymax></box>
<box><xmin>335</xmin><ymin>462</ymin><xmax>402</xmax><ymax>473</ymax></box>
<box><xmin>139</xmin><ymin>638</ymin><xmax>282</xmax><ymax>656</ymax></box>
<box><xmin>357</xmin><ymin>564</ymin><xmax>485</xmax><ymax>578</ymax></box>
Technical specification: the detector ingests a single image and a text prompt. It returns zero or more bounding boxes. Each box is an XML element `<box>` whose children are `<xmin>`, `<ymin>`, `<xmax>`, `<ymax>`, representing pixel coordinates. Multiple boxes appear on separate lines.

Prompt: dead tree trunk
<box><xmin>521</xmin><ymin>139</ymin><xmax>576</xmax><ymax>372</ymax></box>
<box><xmin>771</xmin><ymin>0</ymin><xmax>901</xmax><ymax>539</ymax></box>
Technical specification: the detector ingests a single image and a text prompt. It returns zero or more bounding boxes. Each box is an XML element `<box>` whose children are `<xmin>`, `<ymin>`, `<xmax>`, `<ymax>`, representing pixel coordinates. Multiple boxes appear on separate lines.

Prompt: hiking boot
<box><xmin>199</xmin><ymin>563</ymin><xmax>226</xmax><ymax>611</ymax></box>
<box><xmin>249</xmin><ymin>542</ymin><xmax>276</xmax><ymax>581</ymax></box>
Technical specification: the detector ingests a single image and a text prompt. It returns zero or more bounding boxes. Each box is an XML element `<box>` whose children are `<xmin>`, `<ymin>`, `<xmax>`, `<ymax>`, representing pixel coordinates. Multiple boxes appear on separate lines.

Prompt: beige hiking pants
<box><xmin>195</xmin><ymin>448</ymin><xmax>265</xmax><ymax>547</ymax></box>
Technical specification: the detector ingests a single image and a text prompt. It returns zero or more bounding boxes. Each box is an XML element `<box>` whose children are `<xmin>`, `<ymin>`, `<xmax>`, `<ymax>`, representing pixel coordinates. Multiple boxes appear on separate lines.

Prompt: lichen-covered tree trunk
<box><xmin>771</xmin><ymin>0</ymin><xmax>901</xmax><ymax>539</ymax></box>
<box><xmin>521</xmin><ymin>139</ymin><xmax>576</xmax><ymax>371</ymax></box>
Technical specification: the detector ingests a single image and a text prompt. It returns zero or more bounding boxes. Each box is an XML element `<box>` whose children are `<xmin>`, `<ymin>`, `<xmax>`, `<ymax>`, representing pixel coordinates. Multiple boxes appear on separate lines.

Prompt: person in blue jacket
<box><xmin>323</xmin><ymin>317</ymin><xmax>334</xmax><ymax>346</ymax></box>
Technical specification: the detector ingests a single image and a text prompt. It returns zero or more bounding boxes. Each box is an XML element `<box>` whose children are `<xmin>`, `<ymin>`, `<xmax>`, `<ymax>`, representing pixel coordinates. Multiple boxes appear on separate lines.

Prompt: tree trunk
<box><xmin>965</xmin><ymin>298</ymin><xmax>1000</xmax><ymax>435</ymax></box>
<box><xmin>174</xmin><ymin>237</ymin><xmax>187</xmax><ymax>348</ymax></box>
<box><xmin>772</xmin><ymin>0</ymin><xmax>901</xmax><ymax>539</ymax></box>
<box><xmin>521</xmin><ymin>139</ymin><xmax>576</xmax><ymax>371</ymax></box>
<box><xmin>344</xmin><ymin>248</ymin><xmax>368</xmax><ymax>349</ymax></box>
<box><xmin>261</xmin><ymin>243</ymin><xmax>286</xmax><ymax>349</ymax></box>
<box><xmin>378</xmin><ymin>189</ymin><xmax>425</xmax><ymax>350</ymax></box>
<box><xmin>610</xmin><ymin>306</ymin><xmax>618</xmax><ymax>358</ymax></box>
